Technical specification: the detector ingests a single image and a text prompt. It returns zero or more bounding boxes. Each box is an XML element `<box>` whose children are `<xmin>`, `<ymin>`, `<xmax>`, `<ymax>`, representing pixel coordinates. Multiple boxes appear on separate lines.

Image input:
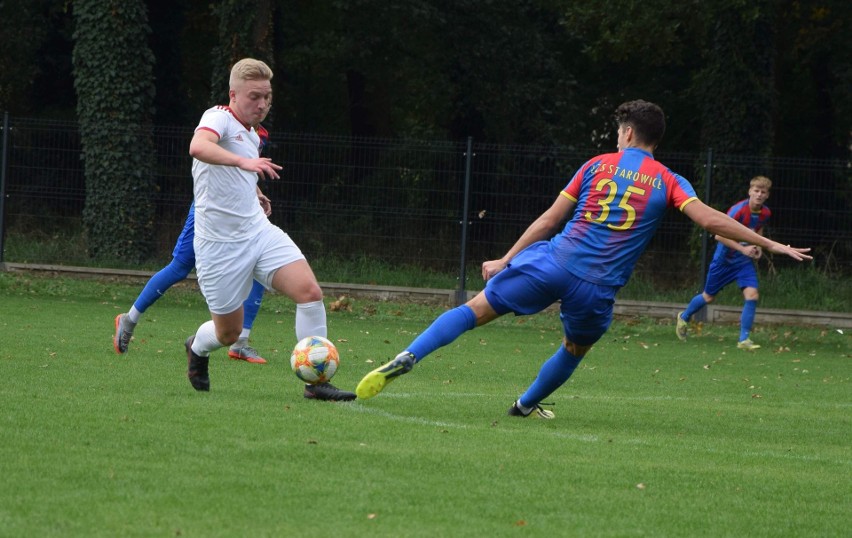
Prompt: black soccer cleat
<box><xmin>303</xmin><ymin>382</ymin><xmax>356</xmax><ymax>401</ymax></box>
<box><xmin>185</xmin><ymin>336</ymin><xmax>210</xmax><ymax>392</ymax></box>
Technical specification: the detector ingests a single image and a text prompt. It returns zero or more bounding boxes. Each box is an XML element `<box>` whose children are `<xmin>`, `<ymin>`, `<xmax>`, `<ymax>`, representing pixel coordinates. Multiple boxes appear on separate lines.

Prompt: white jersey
<box><xmin>192</xmin><ymin>106</ymin><xmax>266</xmax><ymax>242</ymax></box>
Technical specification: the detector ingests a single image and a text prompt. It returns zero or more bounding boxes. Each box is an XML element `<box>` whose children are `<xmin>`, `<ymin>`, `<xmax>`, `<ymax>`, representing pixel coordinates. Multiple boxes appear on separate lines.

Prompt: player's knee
<box><xmin>744</xmin><ymin>289</ymin><xmax>759</xmax><ymax>301</ymax></box>
<box><xmin>216</xmin><ymin>328</ymin><xmax>241</xmax><ymax>346</ymax></box>
<box><xmin>702</xmin><ymin>292</ymin><xmax>715</xmax><ymax>303</ymax></box>
<box><xmin>300</xmin><ymin>283</ymin><xmax>324</xmax><ymax>303</ymax></box>
<box><xmin>563</xmin><ymin>338</ymin><xmax>592</xmax><ymax>357</ymax></box>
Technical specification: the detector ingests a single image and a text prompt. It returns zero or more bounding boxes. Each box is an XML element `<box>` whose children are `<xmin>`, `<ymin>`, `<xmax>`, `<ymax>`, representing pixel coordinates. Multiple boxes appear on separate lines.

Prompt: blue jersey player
<box><xmin>114</xmin><ymin>120</ymin><xmax>274</xmax><ymax>364</ymax></box>
<box><xmin>354</xmin><ymin>100</ymin><xmax>811</xmax><ymax>419</ymax></box>
<box><xmin>113</xmin><ymin>200</ymin><xmax>269</xmax><ymax>363</ymax></box>
<box><xmin>676</xmin><ymin>176</ymin><xmax>773</xmax><ymax>350</ymax></box>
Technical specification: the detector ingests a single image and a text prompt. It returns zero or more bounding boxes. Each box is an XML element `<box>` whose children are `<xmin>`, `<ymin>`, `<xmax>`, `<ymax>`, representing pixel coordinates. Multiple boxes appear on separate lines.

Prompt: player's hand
<box><xmin>743</xmin><ymin>245</ymin><xmax>762</xmax><ymax>259</ymax></box>
<box><xmin>240</xmin><ymin>157</ymin><xmax>282</xmax><ymax>179</ymax></box>
<box><xmin>767</xmin><ymin>242</ymin><xmax>812</xmax><ymax>261</ymax></box>
<box><xmin>258</xmin><ymin>193</ymin><xmax>272</xmax><ymax>216</ymax></box>
<box><xmin>482</xmin><ymin>259</ymin><xmax>507</xmax><ymax>281</ymax></box>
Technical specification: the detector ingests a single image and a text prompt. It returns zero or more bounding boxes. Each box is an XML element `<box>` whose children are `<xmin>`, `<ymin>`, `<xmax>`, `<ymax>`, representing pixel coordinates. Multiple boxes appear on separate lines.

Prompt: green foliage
<box><xmin>2</xmin><ymin>1</ymin><xmax>851</xmax><ymax>156</ymax></box>
<box><xmin>0</xmin><ymin>1</ymin><xmax>48</xmax><ymax>112</ymax></box>
<box><xmin>71</xmin><ymin>0</ymin><xmax>157</xmax><ymax>262</ymax></box>
<box><xmin>694</xmin><ymin>0</ymin><xmax>776</xmax><ymax>157</ymax></box>
<box><xmin>208</xmin><ymin>0</ymin><xmax>275</xmax><ymax>106</ymax></box>
<box><xmin>1</xmin><ymin>273</ymin><xmax>849</xmax><ymax>536</ymax></box>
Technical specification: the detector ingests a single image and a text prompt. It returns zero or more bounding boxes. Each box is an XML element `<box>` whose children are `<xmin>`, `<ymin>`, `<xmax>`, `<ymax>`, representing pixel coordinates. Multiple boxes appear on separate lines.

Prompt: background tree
<box><xmin>0</xmin><ymin>1</ymin><xmax>51</xmax><ymax>114</ymax></box>
<box><xmin>208</xmin><ymin>0</ymin><xmax>275</xmax><ymax>109</ymax></box>
<box><xmin>72</xmin><ymin>0</ymin><xmax>157</xmax><ymax>261</ymax></box>
<box><xmin>0</xmin><ymin>0</ymin><xmax>848</xmax><ymax>156</ymax></box>
<box><xmin>692</xmin><ymin>0</ymin><xmax>776</xmax><ymax>206</ymax></box>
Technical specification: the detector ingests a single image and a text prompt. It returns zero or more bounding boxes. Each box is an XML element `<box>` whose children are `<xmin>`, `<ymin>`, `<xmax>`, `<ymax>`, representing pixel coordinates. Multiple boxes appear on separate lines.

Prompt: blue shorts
<box><xmin>704</xmin><ymin>259</ymin><xmax>758</xmax><ymax>296</ymax></box>
<box><xmin>172</xmin><ymin>205</ymin><xmax>196</xmax><ymax>266</ymax></box>
<box><xmin>484</xmin><ymin>241</ymin><xmax>617</xmax><ymax>346</ymax></box>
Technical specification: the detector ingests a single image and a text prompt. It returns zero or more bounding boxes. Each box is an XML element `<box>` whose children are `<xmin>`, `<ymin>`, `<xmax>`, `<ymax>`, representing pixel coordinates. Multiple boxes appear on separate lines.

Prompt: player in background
<box><xmin>185</xmin><ymin>57</ymin><xmax>354</xmax><ymax>400</ymax></box>
<box><xmin>355</xmin><ymin>100</ymin><xmax>811</xmax><ymax>418</ymax></box>
<box><xmin>676</xmin><ymin>176</ymin><xmax>773</xmax><ymax>350</ymax></box>
<box><xmin>113</xmin><ymin>200</ymin><xmax>270</xmax><ymax>364</ymax></box>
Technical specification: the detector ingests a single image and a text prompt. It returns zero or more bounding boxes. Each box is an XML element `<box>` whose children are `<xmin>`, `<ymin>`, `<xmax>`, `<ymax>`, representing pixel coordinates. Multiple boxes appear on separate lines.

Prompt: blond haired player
<box><xmin>186</xmin><ymin>58</ymin><xmax>354</xmax><ymax>400</ymax></box>
<box><xmin>677</xmin><ymin>176</ymin><xmax>774</xmax><ymax>350</ymax></box>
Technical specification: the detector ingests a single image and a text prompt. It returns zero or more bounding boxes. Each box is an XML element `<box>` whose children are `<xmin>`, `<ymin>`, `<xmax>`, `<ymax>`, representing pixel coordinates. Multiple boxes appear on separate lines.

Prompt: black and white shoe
<box><xmin>507</xmin><ymin>400</ymin><xmax>554</xmax><ymax>419</ymax></box>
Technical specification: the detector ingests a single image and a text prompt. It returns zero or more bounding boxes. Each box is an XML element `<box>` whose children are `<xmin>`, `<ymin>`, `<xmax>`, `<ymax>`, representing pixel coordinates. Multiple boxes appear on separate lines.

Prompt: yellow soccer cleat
<box><xmin>675</xmin><ymin>311</ymin><xmax>689</xmax><ymax>341</ymax></box>
<box><xmin>356</xmin><ymin>352</ymin><xmax>415</xmax><ymax>399</ymax></box>
<box><xmin>737</xmin><ymin>338</ymin><xmax>761</xmax><ymax>351</ymax></box>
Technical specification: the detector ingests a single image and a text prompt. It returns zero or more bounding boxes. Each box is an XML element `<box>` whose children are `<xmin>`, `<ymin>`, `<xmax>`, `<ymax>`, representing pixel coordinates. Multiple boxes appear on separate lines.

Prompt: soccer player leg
<box><xmin>682</xmin><ymin>261</ymin><xmax>728</xmax><ymax>323</ymax></box>
<box><xmin>228</xmin><ymin>279</ymin><xmax>269</xmax><ymax>364</ymax></box>
<box><xmin>259</xmin><ymin>225</ymin><xmax>326</xmax><ymax>340</ymax></box>
<box><xmin>406</xmin><ymin>300</ymin><xmax>480</xmax><ymax>362</ymax></box>
<box><xmin>268</xmin><ymin>259</ymin><xmax>326</xmax><ymax>340</ymax></box>
<box><xmin>133</xmin><ymin>257</ymin><xmax>194</xmax><ymax>315</ymax></box>
<box><xmin>515</xmin><ymin>277</ymin><xmax>615</xmax><ymax>414</ymax></box>
<box><xmin>404</xmin><ymin>266</ymin><xmax>527</xmax><ymax>365</ymax></box>
<box><xmin>115</xmin><ymin>254</ymin><xmax>194</xmax><ymax>354</ymax></box>
<box><xmin>242</xmin><ymin>279</ymin><xmax>266</xmax><ymax>332</ymax></box>
<box><xmin>737</xmin><ymin>265</ymin><xmax>760</xmax><ymax>345</ymax></box>
<box><xmin>356</xmin><ymin>296</ymin><xmax>485</xmax><ymax>400</ymax></box>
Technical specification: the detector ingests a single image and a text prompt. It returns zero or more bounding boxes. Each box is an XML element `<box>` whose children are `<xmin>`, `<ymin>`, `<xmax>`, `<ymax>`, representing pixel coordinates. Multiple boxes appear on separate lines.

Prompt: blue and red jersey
<box><xmin>711</xmin><ymin>199</ymin><xmax>770</xmax><ymax>266</ymax></box>
<box><xmin>549</xmin><ymin>147</ymin><xmax>697</xmax><ymax>287</ymax></box>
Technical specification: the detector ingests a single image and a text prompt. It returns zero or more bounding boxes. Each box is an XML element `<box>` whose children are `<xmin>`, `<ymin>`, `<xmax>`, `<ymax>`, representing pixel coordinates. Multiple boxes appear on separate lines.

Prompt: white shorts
<box><xmin>194</xmin><ymin>221</ymin><xmax>305</xmax><ymax>314</ymax></box>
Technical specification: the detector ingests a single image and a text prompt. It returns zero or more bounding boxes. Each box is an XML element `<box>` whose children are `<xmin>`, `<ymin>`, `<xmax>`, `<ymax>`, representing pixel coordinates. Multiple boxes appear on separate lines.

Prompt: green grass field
<box><xmin>0</xmin><ymin>272</ymin><xmax>849</xmax><ymax>537</ymax></box>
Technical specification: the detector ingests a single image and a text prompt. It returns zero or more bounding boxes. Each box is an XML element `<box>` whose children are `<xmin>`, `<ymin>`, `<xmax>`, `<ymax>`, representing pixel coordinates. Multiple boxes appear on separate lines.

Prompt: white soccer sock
<box><xmin>239</xmin><ymin>328</ymin><xmax>251</xmax><ymax>340</ymax></box>
<box><xmin>192</xmin><ymin>320</ymin><xmax>225</xmax><ymax>356</ymax></box>
<box><xmin>295</xmin><ymin>300</ymin><xmax>327</xmax><ymax>340</ymax></box>
<box><xmin>515</xmin><ymin>400</ymin><xmax>533</xmax><ymax>414</ymax></box>
<box><xmin>127</xmin><ymin>306</ymin><xmax>142</xmax><ymax>325</ymax></box>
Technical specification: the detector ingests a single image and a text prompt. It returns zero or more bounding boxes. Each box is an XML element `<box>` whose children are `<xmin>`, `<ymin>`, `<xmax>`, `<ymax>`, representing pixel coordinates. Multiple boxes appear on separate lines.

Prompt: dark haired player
<box><xmin>355</xmin><ymin>100</ymin><xmax>811</xmax><ymax>418</ymax></box>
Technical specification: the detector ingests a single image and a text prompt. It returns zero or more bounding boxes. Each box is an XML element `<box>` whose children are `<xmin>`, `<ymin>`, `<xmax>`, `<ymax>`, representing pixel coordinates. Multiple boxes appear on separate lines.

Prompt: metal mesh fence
<box><xmin>2</xmin><ymin>115</ymin><xmax>849</xmax><ymax>293</ymax></box>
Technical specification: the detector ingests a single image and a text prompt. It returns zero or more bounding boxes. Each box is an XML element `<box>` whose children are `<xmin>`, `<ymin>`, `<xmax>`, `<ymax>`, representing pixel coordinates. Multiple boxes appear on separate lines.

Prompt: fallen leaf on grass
<box><xmin>329</xmin><ymin>295</ymin><xmax>352</xmax><ymax>312</ymax></box>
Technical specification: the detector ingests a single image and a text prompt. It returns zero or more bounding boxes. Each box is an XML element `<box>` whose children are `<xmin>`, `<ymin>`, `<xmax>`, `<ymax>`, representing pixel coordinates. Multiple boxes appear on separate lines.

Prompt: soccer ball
<box><xmin>290</xmin><ymin>336</ymin><xmax>339</xmax><ymax>384</ymax></box>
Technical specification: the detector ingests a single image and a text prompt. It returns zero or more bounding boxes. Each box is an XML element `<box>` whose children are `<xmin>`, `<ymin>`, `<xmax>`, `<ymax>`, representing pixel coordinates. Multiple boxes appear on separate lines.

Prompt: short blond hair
<box><xmin>229</xmin><ymin>58</ymin><xmax>273</xmax><ymax>90</ymax></box>
<box><xmin>749</xmin><ymin>175</ymin><xmax>772</xmax><ymax>191</ymax></box>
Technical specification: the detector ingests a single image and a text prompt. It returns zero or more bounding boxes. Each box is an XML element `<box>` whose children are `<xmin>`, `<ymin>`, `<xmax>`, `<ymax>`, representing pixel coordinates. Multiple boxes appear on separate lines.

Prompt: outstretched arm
<box><xmin>482</xmin><ymin>194</ymin><xmax>576</xmax><ymax>280</ymax></box>
<box><xmin>683</xmin><ymin>200</ymin><xmax>810</xmax><ymax>261</ymax></box>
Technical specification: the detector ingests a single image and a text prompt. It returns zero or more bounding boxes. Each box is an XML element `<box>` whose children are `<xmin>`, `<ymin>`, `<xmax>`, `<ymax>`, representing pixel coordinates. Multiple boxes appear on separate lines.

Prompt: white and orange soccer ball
<box><xmin>289</xmin><ymin>336</ymin><xmax>339</xmax><ymax>384</ymax></box>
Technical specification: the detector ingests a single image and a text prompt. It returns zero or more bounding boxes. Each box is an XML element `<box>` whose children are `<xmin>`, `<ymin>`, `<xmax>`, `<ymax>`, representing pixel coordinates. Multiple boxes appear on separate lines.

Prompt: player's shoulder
<box><xmin>201</xmin><ymin>105</ymin><xmax>238</xmax><ymax>121</ymax></box>
<box><xmin>728</xmin><ymin>198</ymin><xmax>750</xmax><ymax>212</ymax></box>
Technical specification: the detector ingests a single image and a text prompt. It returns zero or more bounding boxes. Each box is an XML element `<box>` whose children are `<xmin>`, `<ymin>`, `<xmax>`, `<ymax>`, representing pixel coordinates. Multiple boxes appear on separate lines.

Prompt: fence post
<box><xmin>0</xmin><ymin>112</ymin><xmax>8</xmax><ymax>264</ymax></box>
<box><xmin>696</xmin><ymin>147</ymin><xmax>713</xmax><ymax>322</ymax></box>
<box><xmin>455</xmin><ymin>136</ymin><xmax>474</xmax><ymax>305</ymax></box>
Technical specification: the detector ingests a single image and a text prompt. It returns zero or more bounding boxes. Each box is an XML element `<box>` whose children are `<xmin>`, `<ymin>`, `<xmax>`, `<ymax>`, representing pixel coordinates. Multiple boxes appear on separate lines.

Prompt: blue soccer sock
<box><xmin>518</xmin><ymin>346</ymin><xmax>582</xmax><ymax>408</ymax></box>
<box><xmin>133</xmin><ymin>258</ymin><xmax>194</xmax><ymax>314</ymax></box>
<box><xmin>242</xmin><ymin>280</ymin><xmax>265</xmax><ymax>331</ymax></box>
<box><xmin>407</xmin><ymin>305</ymin><xmax>477</xmax><ymax>362</ymax></box>
<box><xmin>740</xmin><ymin>299</ymin><xmax>758</xmax><ymax>341</ymax></box>
<box><xmin>682</xmin><ymin>293</ymin><xmax>708</xmax><ymax>321</ymax></box>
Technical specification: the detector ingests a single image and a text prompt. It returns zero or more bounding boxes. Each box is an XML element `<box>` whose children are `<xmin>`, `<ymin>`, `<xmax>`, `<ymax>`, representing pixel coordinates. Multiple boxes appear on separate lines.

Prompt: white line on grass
<box><xmin>344</xmin><ymin>397</ymin><xmax>851</xmax><ymax>466</ymax></box>
<box><xmin>345</xmin><ymin>402</ymin><xmax>471</xmax><ymax>429</ymax></box>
